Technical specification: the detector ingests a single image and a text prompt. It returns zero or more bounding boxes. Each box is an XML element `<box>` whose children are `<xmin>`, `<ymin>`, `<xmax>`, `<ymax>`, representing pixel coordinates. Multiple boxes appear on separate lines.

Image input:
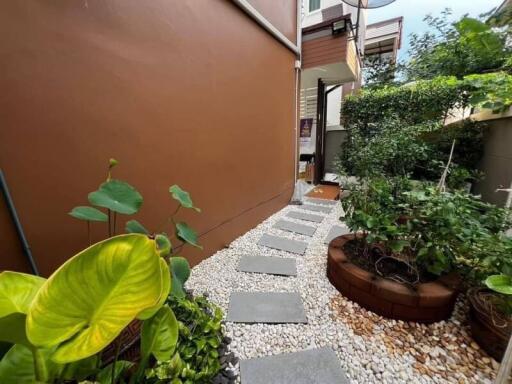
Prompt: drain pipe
<box><xmin>0</xmin><ymin>170</ymin><xmax>39</xmax><ymax>275</ymax></box>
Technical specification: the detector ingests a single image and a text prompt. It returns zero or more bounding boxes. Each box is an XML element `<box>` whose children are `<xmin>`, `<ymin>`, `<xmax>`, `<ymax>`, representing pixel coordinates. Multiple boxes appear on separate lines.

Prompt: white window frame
<box><xmin>308</xmin><ymin>0</ymin><xmax>322</xmax><ymax>14</ymax></box>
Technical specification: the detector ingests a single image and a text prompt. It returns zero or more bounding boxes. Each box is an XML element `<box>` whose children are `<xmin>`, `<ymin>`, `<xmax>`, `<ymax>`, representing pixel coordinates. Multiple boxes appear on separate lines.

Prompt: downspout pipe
<box><xmin>293</xmin><ymin>0</ymin><xmax>302</xmax><ymax>186</ymax></box>
<box><xmin>0</xmin><ymin>170</ymin><xmax>39</xmax><ymax>275</ymax></box>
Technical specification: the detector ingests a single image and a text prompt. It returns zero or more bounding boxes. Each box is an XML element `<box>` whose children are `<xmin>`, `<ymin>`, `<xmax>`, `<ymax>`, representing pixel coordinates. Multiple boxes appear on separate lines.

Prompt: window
<box><xmin>309</xmin><ymin>0</ymin><xmax>321</xmax><ymax>12</ymax></box>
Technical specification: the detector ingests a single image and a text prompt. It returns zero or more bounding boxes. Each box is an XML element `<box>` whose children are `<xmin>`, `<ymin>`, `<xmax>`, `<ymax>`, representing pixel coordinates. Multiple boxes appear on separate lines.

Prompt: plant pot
<box><xmin>102</xmin><ymin>319</ymin><xmax>142</xmax><ymax>365</ymax></box>
<box><xmin>327</xmin><ymin>234</ymin><xmax>460</xmax><ymax>323</ymax></box>
<box><xmin>468</xmin><ymin>287</ymin><xmax>512</xmax><ymax>361</ymax></box>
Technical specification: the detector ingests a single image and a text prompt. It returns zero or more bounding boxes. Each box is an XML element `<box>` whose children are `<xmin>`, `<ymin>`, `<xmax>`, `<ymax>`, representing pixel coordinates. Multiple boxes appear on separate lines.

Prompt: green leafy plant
<box><xmin>405</xmin><ymin>11</ymin><xmax>510</xmax><ymax>80</ymax></box>
<box><xmin>0</xmin><ymin>233</ymin><xmax>175</xmax><ymax>383</ymax></box>
<box><xmin>343</xmin><ymin>176</ymin><xmax>512</xmax><ymax>278</ymax></box>
<box><xmin>146</xmin><ymin>295</ymin><xmax>224</xmax><ymax>383</ymax></box>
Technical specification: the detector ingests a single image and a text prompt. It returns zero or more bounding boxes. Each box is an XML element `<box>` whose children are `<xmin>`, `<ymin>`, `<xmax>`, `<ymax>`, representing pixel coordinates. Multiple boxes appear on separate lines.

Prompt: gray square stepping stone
<box><xmin>238</xmin><ymin>255</ymin><xmax>296</xmax><ymax>276</ymax></box>
<box><xmin>227</xmin><ymin>292</ymin><xmax>307</xmax><ymax>324</ymax></box>
<box><xmin>258</xmin><ymin>234</ymin><xmax>308</xmax><ymax>255</ymax></box>
<box><xmin>286</xmin><ymin>211</ymin><xmax>324</xmax><ymax>223</ymax></box>
<box><xmin>273</xmin><ymin>219</ymin><xmax>316</xmax><ymax>236</ymax></box>
<box><xmin>324</xmin><ymin>225</ymin><xmax>351</xmax><ymax>244</ymax></box>
<box><xmin>240</xmin><ymin>347</ymin><xmax>349</xmax><ymax>384</ymax></box>
<box><xmin>305</xmin><ymin>198</ymin><xmax>338</xmax><ymax>206</ymax></box>
<box><xmin>300</xmin><ymin>204</ymin><xmax>332</xmax><ymax>214</ymax></box>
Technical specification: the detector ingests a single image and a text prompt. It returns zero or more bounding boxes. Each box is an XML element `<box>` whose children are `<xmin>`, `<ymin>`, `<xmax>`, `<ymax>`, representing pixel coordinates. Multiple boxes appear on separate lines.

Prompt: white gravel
<box><xmin>186</xmin><ymin>200</ymin><xmax>497</xmax><ymax>384</ymax></box>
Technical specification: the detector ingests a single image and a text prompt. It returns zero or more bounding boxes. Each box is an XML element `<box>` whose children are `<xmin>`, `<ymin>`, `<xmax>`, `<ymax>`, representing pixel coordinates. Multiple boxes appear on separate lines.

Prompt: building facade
<box><xmin>0</xmin><ymin>0</ymin><xmax>301</xmax><ymax>275</ymax></box>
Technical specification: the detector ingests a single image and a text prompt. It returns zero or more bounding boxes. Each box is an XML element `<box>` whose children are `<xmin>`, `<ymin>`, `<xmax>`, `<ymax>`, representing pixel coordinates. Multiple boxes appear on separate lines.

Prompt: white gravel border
<box><xmin>186</xmin><ymin>200</ymin><xmax>496</xmax><ymax>384</ymax></box>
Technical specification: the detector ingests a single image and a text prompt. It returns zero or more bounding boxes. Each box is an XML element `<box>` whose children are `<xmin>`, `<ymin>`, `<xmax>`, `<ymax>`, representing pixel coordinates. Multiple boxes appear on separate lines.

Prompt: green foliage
<box><xmin>486</xmin><ymin>275</ymin><xmax>512</xmax><ymax>295</ymax></box>
<box><xmin>464</xmin><ymin>72</ymin><xmax>512</xmax><ymax>113</ymax></box>
<box><xmin>125</xmin><ymin>219</ymin><xmax>149</xmax><ymax>234</ymax></box>
<box><xmin>97</xmin><ymin>360</ymin><xmax>133</xmax><ymax>384</ymax></box>
<box><xmin>339</xmin><ymin>76</ymin><xmax>488</xmax><ymax>182</ymax></box>
<box><xmin>176</xmin><ymin>222</ymin><xmax>202</xmax><ymax>249</ymax></box>
<box><xmin>342</xmin><ymin>76</ymin><xmax>464</xmax><ymax>131</ymax></box>
<box><xmin>405</xmin><ymin>11</ymin><xmax>510</xmax><ymax>80</ymax></box>
<box><xmin>170</xmin><ymin>257</ymin><xmax>192</xmax><ymax>298</ymax></box>
<box><xmin>343</xmin><ymin>178</ymin><xmax>512</xmax><ymax>276</ymax></box>
<box><xmin>0</xmin><ymin>159</ymin><xmax>223</xmax><ymax>383</ymax></box>
<box><xmin>69</xmin><ymin>206</ymin><xmax>108</xmax><ymax>222</ymax></box>
<box><xmin>88</xmin><ymin>179</ymin><xmax>143</xmax><ymax>215</ymax></box>
<box><xmin>146</xmin><ymin>295</ymin><xmax>224</xmax><ymax>383</ymax></box>
<box><xmin>27</xmin><ymin>234</ymin><xmax>170</xmax><ymax>363</ymax></box>
<box><xmin>141</xmin><ymin>305</ymin><xmax>179</xmax><ymax>362</ymax></box>
<box><xmin>169</xmin><ymin>185</ymin><xmax>201</xmax><ymax>212</ymax></box>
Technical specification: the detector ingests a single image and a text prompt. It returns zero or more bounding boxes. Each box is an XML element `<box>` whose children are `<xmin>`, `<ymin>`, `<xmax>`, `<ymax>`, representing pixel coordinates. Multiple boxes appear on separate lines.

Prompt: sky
<box><xmin>366</xmin><ymin>0</ymin><xmax>504</xmax><ymax>59</ymax></box>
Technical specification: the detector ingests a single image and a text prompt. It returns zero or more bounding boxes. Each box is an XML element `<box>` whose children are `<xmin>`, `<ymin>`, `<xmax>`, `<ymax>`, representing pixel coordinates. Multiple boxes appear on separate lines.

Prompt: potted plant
<box><xmin>464</xmin><ymin>234</ymin><xmax>512</xmax><ymax>361</ymax></box>
<box><xmin>330</xmin><ymin>176</ymin><xmax>509</xmax><ymax>322</ymax></box>
<box><xmin>0</xmin><ymin>160</ymin><xmax>235</xmax><ymax>383</ymax></box>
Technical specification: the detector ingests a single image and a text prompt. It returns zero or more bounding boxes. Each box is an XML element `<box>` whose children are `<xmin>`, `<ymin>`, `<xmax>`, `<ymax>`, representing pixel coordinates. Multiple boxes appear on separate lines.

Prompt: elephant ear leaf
<box><xmin>141</xmin><ymin>305</ymin><xmax>179</xmax><ymax>362</ymax></box>
<box><xmin>69</xmin><ymin>206</ymin><xmax>108</xmax><ymax>222</ymax></box>
<box><xmin>0</xmin><ymin>345</ymin><xmax>60</xmax><ymax>384</ymax></box>
<box><xmin>176</xmin><ymin>222</ymin><xmax>202</xmax><ymax>249</ymax></box>
<box><xmin>137</xmin><ymin>258</ymin><xmax>171</xmax><ymax>320</ymax></box>
<box><xmin>88</xmin><ymin>179</ymin><xmax>143</xmax><ymax>215</ymax></box>
<box><xmin>169</xmin><ymin>185</ymin><xmax>200</xmax><ymax>212</ymax></box>
<box><xmin>27</xmin><ymin>234</ymin><xmax>165</xmax><ymax>363</ymax></box>
<box><xmin>125</xmin><ymin>219</ymin><xmax>149</xmax><ymax>234</ymax></box>
<box><xmin>170</xmin><ymin>257</ymin><xmax>191</xmax><ymax>298</ymax></box>
<box><xmin>0</xmin><ymin>272</ymin><xmax>46</xmax><ymax>317</ymax></box>
<box><xmin>486</xmin><ymin>274</ymin><xmax>512</xmax><ymax>295</ymax></box>
<box><xmin>0</xmin><ymin>272</ymin><xmax>46</xmax><ymax>346</ymax></box>
<box><xmin>0</xmin><ymin>344</ymin><xmax>36</xmax><ymax>384</ymax></box>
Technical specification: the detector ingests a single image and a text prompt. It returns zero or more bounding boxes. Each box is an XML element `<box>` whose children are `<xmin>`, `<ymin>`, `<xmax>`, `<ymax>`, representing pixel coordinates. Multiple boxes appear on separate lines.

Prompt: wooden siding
<box><xmin>302</xmin><ymin>34</ymin><xmax>347</xmax><ymax>69</ymax></box>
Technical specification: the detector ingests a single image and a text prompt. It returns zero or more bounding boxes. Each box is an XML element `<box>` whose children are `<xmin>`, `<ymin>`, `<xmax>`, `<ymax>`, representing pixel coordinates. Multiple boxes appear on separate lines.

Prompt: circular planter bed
<box><xmin>468</xmin><ymin>287</ymin><xmax>512</xmax><ymax>361</ymax></box>
<box><xmin>327</xmin><ymin>234</ymin><xmax>460</xmax><ymax>323</ymax></box>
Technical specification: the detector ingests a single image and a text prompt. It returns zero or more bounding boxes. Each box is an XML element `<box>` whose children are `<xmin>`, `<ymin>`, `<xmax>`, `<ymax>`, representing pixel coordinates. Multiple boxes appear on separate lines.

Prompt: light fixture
<box><xmin>332</xmin><ymin>19</ymin><xmax>347</xmax><ymax>35</ymax></box>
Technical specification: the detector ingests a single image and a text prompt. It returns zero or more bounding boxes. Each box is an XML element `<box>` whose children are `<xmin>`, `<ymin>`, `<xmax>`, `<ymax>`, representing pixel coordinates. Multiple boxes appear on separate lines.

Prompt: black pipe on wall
<box><xmin>0</xmin><ymin>169</ymin><xmax>39</xmax><ymax>275</ymax></box>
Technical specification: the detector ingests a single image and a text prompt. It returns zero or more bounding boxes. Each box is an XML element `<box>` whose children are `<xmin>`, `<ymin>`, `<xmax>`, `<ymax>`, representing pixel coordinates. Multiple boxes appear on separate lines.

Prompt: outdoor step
<box><xmin>324</xmin><ymin>225</ymin><xmax>351</xmax><ymax>244</ymax></box>
<box><xmin>273</xmin><ymin>219</ymin><xmax>316</xmax><ymax>236</ymax></box>
<box><xmin>258</xmin><ymin>234</ymin><xmax>308</xmax><ymax>255</ymax></box>
<box><xmin>238</xmin><ymin>255</ymin><xmax>297</xmax><ymax>276</ymax></box>
<box><xmin>240</xmin><ymin>347</ymin><xmax>349</xmax><ymax>384</ymax></box>
<box><xmin>304</xmin><ymin>198</ymin><xmax>338</xmax><ymax>206</ymax></box>
<box><xmin>227</xmin><ymin>292</ymin><xmax>307</xmax><ymax>324</ymax></box>
<box><xmin>300</xmin><ymin>204</ymin><xmax>332</xmax><ymax>214</ymax></box>
<box><xmin>286</xmin><ymin>211</ymin><xmax>324</xmax><ymax>223</ymax></box>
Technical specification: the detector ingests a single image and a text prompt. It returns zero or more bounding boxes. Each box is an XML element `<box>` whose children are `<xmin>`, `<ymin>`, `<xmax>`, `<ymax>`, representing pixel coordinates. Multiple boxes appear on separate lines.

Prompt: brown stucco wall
<box><xmin>0</xmin><ymin>0</ymin><xmax>297</xmax><ymax>276</ymax></box>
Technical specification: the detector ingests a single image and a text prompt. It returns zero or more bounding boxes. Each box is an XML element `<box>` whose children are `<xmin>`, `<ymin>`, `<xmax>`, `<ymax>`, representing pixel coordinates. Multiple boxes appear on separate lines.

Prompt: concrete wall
<box><xmin>0</xmin><ymin>0</ymin><xmax>298</xmax><ymax>276</ymax></box>
<box><xmin>474</xmin><ymin>116</ymin><xmax>512</xmax><ymax>207</ymax></box>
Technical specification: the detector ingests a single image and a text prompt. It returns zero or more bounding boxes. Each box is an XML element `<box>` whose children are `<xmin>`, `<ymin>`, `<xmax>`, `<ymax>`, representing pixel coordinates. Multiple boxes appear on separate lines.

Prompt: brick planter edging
<box><xmin>327</xmin><ymin>234</ymin><xmax>460</xmax><ymax>323</ymax></box>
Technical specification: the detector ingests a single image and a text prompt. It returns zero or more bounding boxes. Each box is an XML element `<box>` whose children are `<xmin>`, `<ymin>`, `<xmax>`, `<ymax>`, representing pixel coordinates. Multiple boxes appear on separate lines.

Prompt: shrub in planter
<box><xmin>463</xmin><ymin>235</ymin><xmax>512</xmax><ymax>360</ymax></box>
<box><xmin>342</xmin><ymin>177</ymin><xmax>511</xmax><ymax>282</ymax></box>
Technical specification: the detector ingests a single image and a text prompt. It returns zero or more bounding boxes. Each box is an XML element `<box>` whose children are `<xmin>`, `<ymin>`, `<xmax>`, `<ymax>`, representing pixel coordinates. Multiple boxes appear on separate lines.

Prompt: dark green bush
<box><xmin>145</xmin><ymin>295</ymin><xmax>224</xmax><ymax>383</ymax></box>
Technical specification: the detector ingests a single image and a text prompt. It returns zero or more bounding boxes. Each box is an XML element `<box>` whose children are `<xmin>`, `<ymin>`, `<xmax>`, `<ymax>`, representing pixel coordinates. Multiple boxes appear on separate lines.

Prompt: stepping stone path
<box><xmin>225</xmin><ymin>200</ymin><xmax>348</xmax><ymax>383</ymax></box>
<box><xmin>258</xmin><ymin>233</ymin><xmax>308</xmax><ymax>255</ymax></box>
<box><xmin>273</xmin><ymin>219</ymin><xmax>316</xmax><ymax>236</ymax></box>
<box><xmin>240</xmin><ymin>348</ymin><xmax>349</xmax><ymax>384</ymax></box>
<box><xmin>304</xmin><ymin>198</ymin><xmax>338</xmax><ymax>206</ymax></box>
<box><xmin>286</xmin><ymin>210</ymin><xmax>324</xmax><ymax>223</ymax></box>
<box><xmin>227</xmin><ymin>292</ymin><xmax>307</xmax><ymax>324</ymax></box>
<box><xmin>238</xmin><ymin>255</ymin><xmax>297</xmax><ymax>276</ymax></box>
<box><xmin>324</xmin><ymin>225</ymin><xmax>351</xmax><ymax>244</ymax></box>
<box><xmin>300</xmin><ymin>203</ymin><xmax>332</xmax><ymax>214</ymax></box>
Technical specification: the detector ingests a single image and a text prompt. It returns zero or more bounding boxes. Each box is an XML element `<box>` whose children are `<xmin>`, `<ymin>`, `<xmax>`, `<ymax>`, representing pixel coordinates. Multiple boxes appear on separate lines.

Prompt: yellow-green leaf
<box><xmin>0</xmin><ymin>272</ymin><xmax>46</xmax><ymax>317</ymax></box>
<box><xmin>27</xmin><ymin>234</ymin><xmax>166</xmax><ymax>363</ymax></box>
<box><xmin>137</xmin><ymin>258</ymin><xmax>171</xmax><ymax>320</ymax></box>
<box><xmin>0</xmin><ymin>272</ymin><xmax>46</xmax><ymax>347</ymax></box>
